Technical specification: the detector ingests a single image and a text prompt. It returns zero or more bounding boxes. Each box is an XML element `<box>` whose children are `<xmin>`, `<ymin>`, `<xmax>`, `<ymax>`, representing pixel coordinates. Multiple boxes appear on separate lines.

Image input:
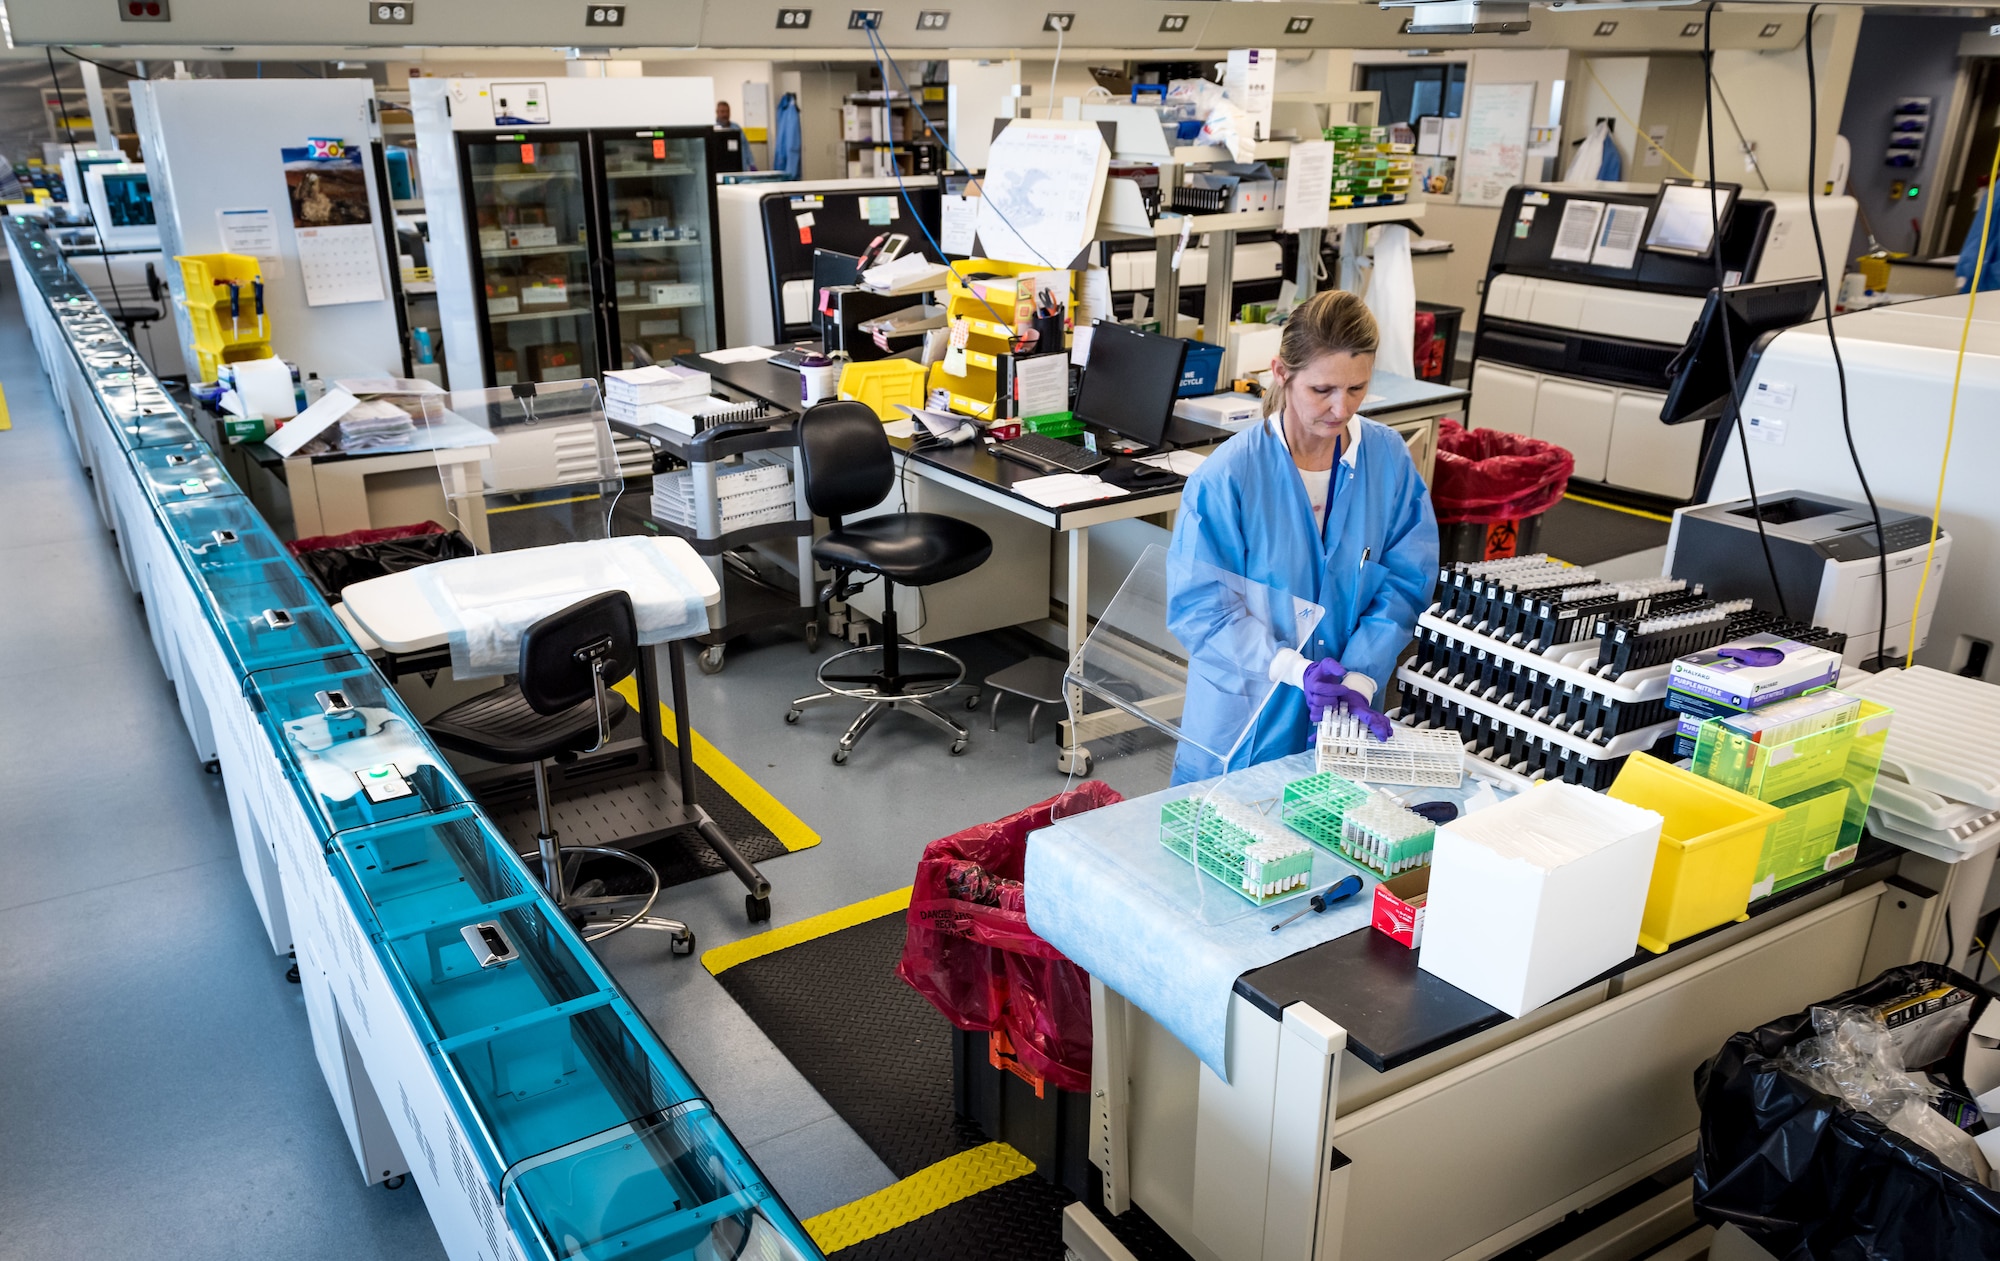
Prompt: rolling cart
<box><xmin>610</xmin><ymin>395</ymin><xmax>821</xmax><ymax>675</ymax></box>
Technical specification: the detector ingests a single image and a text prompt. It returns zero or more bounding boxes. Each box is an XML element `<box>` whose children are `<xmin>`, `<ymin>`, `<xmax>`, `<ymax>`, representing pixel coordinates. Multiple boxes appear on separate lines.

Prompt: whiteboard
<box><xmin>1459</xmin><ymin>81</ymin><xmax>1536</xmax><ymax>208</ymax></box>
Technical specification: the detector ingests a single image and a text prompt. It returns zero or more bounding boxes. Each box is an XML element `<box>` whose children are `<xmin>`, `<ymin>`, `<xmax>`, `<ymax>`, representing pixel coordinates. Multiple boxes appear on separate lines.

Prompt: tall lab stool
<box><xmin>784</xmin><ymin>401</ymin><xmax>993</xmax><ymax>764</ymax></box>
<box><xmin>425</xmin><ymin>590</ymin><xmax>695</xmax><ymax>954</ymax></box>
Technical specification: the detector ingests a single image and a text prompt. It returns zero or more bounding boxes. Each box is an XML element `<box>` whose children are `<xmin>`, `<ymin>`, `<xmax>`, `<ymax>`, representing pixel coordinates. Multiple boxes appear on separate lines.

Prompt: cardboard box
<box><xmin>1419</xmin><ymin>783</ymin><xmax>1663</xmax><ymax>1017</ymax></box>
<box><xmin>1372</xmin><ymin>867</ymin><xmax>1431</xmax><ymax>949</ymax></box>
<box><xmin>1668</xmin><ymin>635</ymin><xmax>1842</xmax><ymax>712</ymax></box>
<box><xmin>477</xmin><ymin>226</ymin><xmax>509</xmax><ymax>252</ymax></box>
<box><xmin>520</xmin><ymin>280</ymin><xmax>569</xmax><ymax>307</ymax></box>
<box><xmin>507</xmin><ymin>224</ymin><xmax>559</xmax><ymax>249</ymax></box>
<box><xmin>648</xmin><ymin>282</ymin><xmax>702</xmax><ymax>307</ymax></box>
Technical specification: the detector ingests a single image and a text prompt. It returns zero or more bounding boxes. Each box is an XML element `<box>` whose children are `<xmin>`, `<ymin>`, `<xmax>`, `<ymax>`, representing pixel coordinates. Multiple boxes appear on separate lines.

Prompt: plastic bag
<box><xmin>1780</xmin><ymin>1006</ymin><xmax>1989</xmax><ymax>1183</ymax></box>
<box><xmin>1693</xmin><ymin>963</ymin><xmax>2000</xmax><ymax>1260</ymax></box>
<box><xmin>1431</xmin><ymin>420</ymin><xmax>1575</xmax><ymax>525</ymax></box>
<box><xmin>896</xmin><ymin>781</ymin><xmax>1123</xmax><ymax>1094</ymax></box>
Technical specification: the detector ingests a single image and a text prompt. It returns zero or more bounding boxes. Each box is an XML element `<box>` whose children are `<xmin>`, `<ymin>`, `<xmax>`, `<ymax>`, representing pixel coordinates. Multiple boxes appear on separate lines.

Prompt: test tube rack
<box><xmin>1159</xmin><ymin>796</ymin><xmax>1316</xmax><ymax>905</ymax></box>
<box><xmin>1315</xmin><ymin>710</ymin><xmax>1465</xmax><ymax>787</ymax></box>
<box><xmin>1280</xmin><ymin>771</ymin><xmax>1370</xmax><ymax>853</ymax></box>
<box><xmin>1339</xmin><ymin>791</ymin><xmax>1437</xmax><ymax>877</ymax></box>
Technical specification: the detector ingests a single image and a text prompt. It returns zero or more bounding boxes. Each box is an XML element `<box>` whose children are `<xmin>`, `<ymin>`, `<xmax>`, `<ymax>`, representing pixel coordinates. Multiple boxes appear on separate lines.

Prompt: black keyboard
<box><xmin>995</xmin><ymin>432</ymin><xmax>1109</xmax><ymax>474</ymax></box>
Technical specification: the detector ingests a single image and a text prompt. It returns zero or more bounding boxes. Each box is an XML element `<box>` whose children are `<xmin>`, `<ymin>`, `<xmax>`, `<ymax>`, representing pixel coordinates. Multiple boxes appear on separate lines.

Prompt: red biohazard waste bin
<box><xmin>896</xmin><ymin>781</ymin><xmax>1122</xmax><ymax>1095</ymax></box>
<box><xmin>1431</xmin><ymin>419</ymin><xmax>1574</xmax><ymax>562</ymax></box>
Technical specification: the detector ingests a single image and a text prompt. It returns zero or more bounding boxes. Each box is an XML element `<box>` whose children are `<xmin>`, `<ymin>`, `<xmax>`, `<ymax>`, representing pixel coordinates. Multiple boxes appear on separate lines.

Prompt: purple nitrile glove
<box><xmin>1300</xmin><ymin>657</ymin><xmax>1349</xmax><ymax>719</ymax></box>
<box><xmin>1337</xmin><ymin>697</ymin><xmax>1396</xmax><ymax>742</ymax></box>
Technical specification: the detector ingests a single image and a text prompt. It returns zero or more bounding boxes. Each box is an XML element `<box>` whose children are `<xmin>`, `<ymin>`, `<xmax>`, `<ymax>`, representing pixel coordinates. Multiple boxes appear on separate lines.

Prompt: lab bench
<box><xmin>1027</xmin><ymin>745</ymin><xmax>1948</xmax><ymax>1261</ymax></box>
<box><xmin>5</xmin><ymin>215</ymin><xmax>824</xmax><ymax>1261</ymax></box>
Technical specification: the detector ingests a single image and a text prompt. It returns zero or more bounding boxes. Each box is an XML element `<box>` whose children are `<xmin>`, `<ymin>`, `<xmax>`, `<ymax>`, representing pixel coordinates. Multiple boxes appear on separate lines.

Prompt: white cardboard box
<box><xmin>1419</xmin><ymin>783</ymin><xmax>1663</xmax><ymax>1017</ymax></box>
<box><xmin>506</xmin><ymin>224</ymin><xmax>560</xmax><ymax>249</ymax></box>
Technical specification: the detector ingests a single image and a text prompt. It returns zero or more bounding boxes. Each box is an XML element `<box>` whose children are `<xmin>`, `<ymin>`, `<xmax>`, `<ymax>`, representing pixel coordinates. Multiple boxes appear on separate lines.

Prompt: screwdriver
<box><xmin>1269</xmin><ymin>873</ymin><xmax>1364</xmax><ymax>932</ymax></box>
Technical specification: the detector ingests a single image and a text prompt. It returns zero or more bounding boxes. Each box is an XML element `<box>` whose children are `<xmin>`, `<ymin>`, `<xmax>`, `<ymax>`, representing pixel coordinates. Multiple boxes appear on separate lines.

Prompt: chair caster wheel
<box><xmin>964</xmin><ymin>693</ymin><xmax>980</xmax><ymax>711</ymax></box>
<box><xmin>833</xmin><ymin>748</ymin><xmax>850</xmax><ymax>765</ymax></box>
<box><xmin>805</xmin><ymin>622</ymin><xmax>821</xmax><ymax>651</ymax></box>
<box><xmin>203</xmin><ymin>759</ymin><xmax>220</xmax><ymax>775</ymax></box>
<box><xmin>950</xmin><ymin>739</ymin><xmax>968</xmax><ymax>756</ymax></box>
<box><xmin>697</xmin><ymin>645</ymin><xmax>726</xmax><ymax>675</ymax></box>
<box><xmin>284</xmin><ymin>963</ymin><xmax>300</xmax><ymax>984</ymax></box>
<box><xmin>382</xmin><ymin>1174</ymin><xmax>407</xmax><ymax>1190</ymax></box>
<box><xmin>784</xmin><ymin>709</ymin><xmax>801</xmax><ymax>724</ymax></box>
<box><xmin>747</xmin><ymin>894</ymin><xmax>771</xmax><ymax>923</ymax></box>
<box><xmin>670</xmin><ymin>930</ymin><xmax>696</xmax><ymax>956</ymax></box>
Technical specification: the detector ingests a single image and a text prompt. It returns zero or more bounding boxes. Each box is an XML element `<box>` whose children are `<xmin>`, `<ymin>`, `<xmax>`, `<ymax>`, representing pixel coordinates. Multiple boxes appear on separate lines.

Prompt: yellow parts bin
<box><xmin>838</xmin><ymin>358</ymin><xmax>928</xmax><ymax>421</ymax></box>
<box><xmin>176</xmin><ymin>253</ymin><xmax>269</xmax><ymax>381</ymax></box>
<box><xmin>940</xmin><ymin>259</ymin><xmax>1073</xmax><ymax>421</ymax></box>
<box><xmin>1608</xmin><ymin>753</ymin><xmax>1784</xmax><ymax>954</ymax></box>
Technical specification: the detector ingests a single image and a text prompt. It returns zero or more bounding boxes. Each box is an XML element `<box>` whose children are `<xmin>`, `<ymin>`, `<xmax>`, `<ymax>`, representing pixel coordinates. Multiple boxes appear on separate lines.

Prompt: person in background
<box><xmin>1165</xmin><ymin>290</ymin><xmax>1439</xmax><ymax>786</ymax></box>
<box><xmin>1956</xmin><ymin>179</ymin><xmax>2000</xmax><ymax>293</ymax></box>
<box><xmin>714</xmin><ymin>99</ymin><xmax>756</xmax><ymax>172</ymax></box>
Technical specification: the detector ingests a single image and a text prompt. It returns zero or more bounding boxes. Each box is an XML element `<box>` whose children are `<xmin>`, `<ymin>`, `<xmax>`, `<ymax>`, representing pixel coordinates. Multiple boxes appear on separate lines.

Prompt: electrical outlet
<box><xmin>1158</xmin><ymin>13</ymin><xmax>1187</xmax><ymax>33</ymax></box>
<box><xmin>1760</xmin><ymin>22</ymin><xmax>1782</xmax><ymax>37</ymax></box>
<box><xmin>368</xmin><ymin>0</ymin><xmax>413</xmax><ymax>23</ymax></box>
<box><xmin>1594</xmin><ymin>20</ymin><xmax>1617</xmax><ymax>35</ymax></box>
<box><xmin>1681</xmin><ymin>22</ymin><xmax>1702</xmax><ymax>37</ymax></box>
<box><xmin>1043</xmin><ymin>12</ymin><xmax>1074</xmax><ymax>32</ymax></box>
<box><xmin>847</xmin><ymin>9</ymin><xmax>881</xmax><ymax>28</ymax></box>
<box><xmin>776</xmin><ymin>8</ymin><xmax>811</xmax><ymax>28</ymax></box>
<box><xmin>585</xmin><ymin>4</ymin><xmax>624</xmax><ymax>25</ymax></box>
<box><xmin>117</xmin><ymin>0</ymin><xmax>170</xmax><ymax>20</ymax></box>
<box><xmin>1284</xmin><ymin>16</ymin><xmax>1312</xmax><ymax>34</ymax></box>
<box><xmin>916</xmin><ymin>9</ymin><xmax>948</xmax><ymax>30</ymax></box>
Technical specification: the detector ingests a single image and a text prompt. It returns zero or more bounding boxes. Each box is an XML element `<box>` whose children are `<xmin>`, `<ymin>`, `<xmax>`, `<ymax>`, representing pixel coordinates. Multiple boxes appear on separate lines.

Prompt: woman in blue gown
<box><xmin>1166</xmin><ymin>290</ymin><xmax>1439</xmax><ymax>785</ymax></box>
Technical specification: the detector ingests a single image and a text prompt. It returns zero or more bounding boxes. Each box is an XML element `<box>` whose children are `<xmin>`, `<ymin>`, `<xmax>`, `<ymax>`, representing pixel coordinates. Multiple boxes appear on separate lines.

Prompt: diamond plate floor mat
<box><xmin>711</xmin><ymin>903</ymin><xmax>1193</xmax><ymax>1259</ymax></box>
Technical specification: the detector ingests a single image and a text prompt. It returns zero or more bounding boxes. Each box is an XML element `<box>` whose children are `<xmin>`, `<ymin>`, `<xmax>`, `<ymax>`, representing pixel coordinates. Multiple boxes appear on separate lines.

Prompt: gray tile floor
<box><xmin>0</xmin><ymin>283</ymin><xmax>1669</xmax><ymax>1256</ymax></box>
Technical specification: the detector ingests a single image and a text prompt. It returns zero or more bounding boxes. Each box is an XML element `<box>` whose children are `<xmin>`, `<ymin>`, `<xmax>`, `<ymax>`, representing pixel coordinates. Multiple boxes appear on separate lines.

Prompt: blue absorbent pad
<box><xmin>1025</xmin><ymin>752</ymin><xmax>1507</xmax><ymax>1082</ymax></box>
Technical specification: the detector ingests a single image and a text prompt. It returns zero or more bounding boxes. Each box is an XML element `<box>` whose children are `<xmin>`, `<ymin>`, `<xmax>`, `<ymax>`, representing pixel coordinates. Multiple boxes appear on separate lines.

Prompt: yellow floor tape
<box><xmin>611</xmin><ymin>676</ymin><xmax>820</xmax><ymax>854</ymax></box>
<box><xmin>701</xmin><ymin>885</ymin><xmax>911</xmax><ymax>976</ymax></box>
<box><xmin>1562</xmin><ymin>491</ymin><xmax>1674</xmax><ymax>524</ymax></box>
<box><xmin>0</xmin><ymin>381</ymin><xmax>11</xmax><ymax>430</ymax></box>
<box><xmin>802</xmin><ymin>1142</ymin><xmax>1037</xmax><ymax>1253</ymax></box>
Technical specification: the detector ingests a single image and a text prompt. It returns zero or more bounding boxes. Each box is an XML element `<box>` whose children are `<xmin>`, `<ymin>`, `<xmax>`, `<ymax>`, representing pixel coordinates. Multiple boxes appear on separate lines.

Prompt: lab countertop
<box><xmin>1235</xmin><ymin>836</ymin><xmax>1904</xmax><ymax>1072</ymax></box>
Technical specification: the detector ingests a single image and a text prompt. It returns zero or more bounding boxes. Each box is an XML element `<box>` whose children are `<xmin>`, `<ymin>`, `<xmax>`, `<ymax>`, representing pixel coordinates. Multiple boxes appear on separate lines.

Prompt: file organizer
<box><xmin>1691</xmin><ymin>695</ymin><xmax>1890</xmax><ymax>896</ymax></box>
<box><xmin>8</xmin><ymin>215</ymin><xmax>824</xmax><ymax>1261</ymax></box>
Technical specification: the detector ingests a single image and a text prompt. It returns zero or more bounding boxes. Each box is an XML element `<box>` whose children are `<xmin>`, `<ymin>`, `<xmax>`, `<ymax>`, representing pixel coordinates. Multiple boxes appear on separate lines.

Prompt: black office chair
<box><xmin>784</xmin><ymin>401</ymin><xmax>993</xmax><ymax>764</ymax></box>
<box><xmin>425</xmin><ymin>590</ymin><xmax>694</xmax><ymax>953</ymax></box>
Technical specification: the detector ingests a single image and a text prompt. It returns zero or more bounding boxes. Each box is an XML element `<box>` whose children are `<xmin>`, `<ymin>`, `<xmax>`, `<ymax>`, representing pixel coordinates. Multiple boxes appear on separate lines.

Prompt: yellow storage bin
<box><xmin>1608</xmin><ymin>753</ymin><xmax>1784</xmax><ymax>954</ymax></box>
<box><xmin>176</xmin><ymin>252</ymin><xmax>263</xmax><ymax>296</ymax></box>
<box><xmin>838</xmin><ymin>358</ymin><xmax>928</xmax><ymax>421</ymax></box>
<box><xmin>186</xmin><ymin>301</ymin><xmax>270</xmax><ymax>353</ymax></box>
<box><xmin>194</xmin><ymin>341</ymin><xmax>273</xmax><ymax>386</ymax></box>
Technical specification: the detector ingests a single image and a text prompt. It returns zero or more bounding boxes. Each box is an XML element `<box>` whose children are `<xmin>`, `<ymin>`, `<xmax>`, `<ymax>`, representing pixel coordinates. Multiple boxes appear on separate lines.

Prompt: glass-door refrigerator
<box><xmin>454</xmin><ymin>128</ymin><xmax>725</xmax><ymax>388</ymax></box>
<box><xmin>596</xmin><ymin>129</ymin><xmax>722</xmax><ymax>371</ymax></box>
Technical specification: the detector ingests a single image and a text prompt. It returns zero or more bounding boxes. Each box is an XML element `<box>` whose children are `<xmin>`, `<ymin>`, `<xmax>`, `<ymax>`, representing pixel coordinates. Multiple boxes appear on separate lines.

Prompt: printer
<box><xmin>1665</xmin><ymin>492</ymin><xmax>1949</xmax><ymax>670</ymax></box>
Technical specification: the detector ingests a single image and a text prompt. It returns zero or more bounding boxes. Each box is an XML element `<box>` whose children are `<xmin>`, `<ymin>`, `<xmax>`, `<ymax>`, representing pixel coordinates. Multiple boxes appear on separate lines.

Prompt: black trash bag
<box><xmin>1692</xmin><ymin>962</ymin><xmax>2000</xmax><ymax>1260</ymax></box>
<box><xmin>294</xmin><ymin>530</ymin><xmax>479</xmax><ymax>601</ymax></box>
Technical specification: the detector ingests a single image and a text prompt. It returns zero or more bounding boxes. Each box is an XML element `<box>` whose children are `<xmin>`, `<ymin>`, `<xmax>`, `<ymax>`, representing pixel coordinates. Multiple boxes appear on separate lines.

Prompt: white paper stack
<box><xmin>652</xmin><ymin>453</ymin><xmax>795</xmax><ymax>533</ymax></box>
<box><xmin>604</xmin><ymin>363</ymin><xmax>711</xmax><ymax>406</ymax></box>
<box><xmin>337</xmin><ymin>398</ymin><xmax>418</xmax><ymax>450</ymax></box>
<box><xmin>1846</xmin><ymin>666</ymin><xmax>2000</xmax><ymax>863</ymax></box>
<box><xmin>1419</xmin><ymin>783</ymin><xmax>1662</xmax><ymax>1016</ymax></box>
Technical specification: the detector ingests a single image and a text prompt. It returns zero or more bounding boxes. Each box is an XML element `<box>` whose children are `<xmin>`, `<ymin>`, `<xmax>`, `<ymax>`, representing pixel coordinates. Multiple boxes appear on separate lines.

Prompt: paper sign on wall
<box><xmin>1459</xmin><ymin>82</ymin><xmax>1536</xmax><ymax>208</ymax></box>
<box><xmin>281</xmin><ymin>141</ymin><xmax>384</xmax><ymax>306</ymax></box>
<box><xmin>939</xmin><ymin>194</ymin><xmax>978</xmax><ymax>255</ymax></box>
<box><xmin>1283</xmin><ymin>140</ymin><xmax>1335</xmax><ymax>233</ymax></box>
<box><xmin>216</xmin><ymin>208</ymin><xmax>282</xmax><ymax>278</ymax></box>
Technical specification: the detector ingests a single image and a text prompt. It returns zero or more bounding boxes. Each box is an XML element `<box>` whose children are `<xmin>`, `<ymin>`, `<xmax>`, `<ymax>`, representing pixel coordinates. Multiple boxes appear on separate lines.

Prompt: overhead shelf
<box><xmin>1097</xmin><ymin>179</ymin><xmax>1425</xmax><ymax>241</ymax></box>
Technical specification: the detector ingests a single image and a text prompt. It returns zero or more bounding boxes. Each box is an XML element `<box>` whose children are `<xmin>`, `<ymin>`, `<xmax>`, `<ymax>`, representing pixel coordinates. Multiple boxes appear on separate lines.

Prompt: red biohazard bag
<box><xmin>895</xmin><ymin>781</ymin><xmax>1123</xmax><ymax>1095</ymax></box>
<box><xmin>1431</xmin><ymin>419</ymin><xmax>1575</xmax><ymax>524</ymax></box>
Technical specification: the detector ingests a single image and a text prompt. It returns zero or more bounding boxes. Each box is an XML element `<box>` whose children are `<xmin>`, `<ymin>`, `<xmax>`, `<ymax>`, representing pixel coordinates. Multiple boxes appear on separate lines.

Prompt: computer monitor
<box><xmin>1645</xmin><ymin>178</ymin><xmax>1740</xmax><ymax>260</ymax></box>
<box><xmin>1660</xmin><ymin>277</ymin><xmax>1822</xmax><ymax>425</ymax></box>
<box><xmin>60</xmin><ymin>149</ymin><xmax>126</xmax><ymax>210</ymax></box>
<box><xmin>1075</xmin><ymin>322</ymin><xmax>1188</xmax><ymax>450</ymax></box>
<box><xmin>810</xmin><ymin>248</ymin><xmax>862</xmax><ymax>338</ymax></box>
<box><xmin>84</xmin><ymin>165</ymin><xmax>159</xmax><ymax>251</ymax></box>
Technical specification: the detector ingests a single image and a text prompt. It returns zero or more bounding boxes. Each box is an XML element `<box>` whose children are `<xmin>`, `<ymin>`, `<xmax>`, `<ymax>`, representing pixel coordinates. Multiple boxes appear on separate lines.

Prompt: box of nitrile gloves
<box><xmin>1667</xmin><ymin>635</ymin><xmax>1842</xmax><ymax>712</ymax></box>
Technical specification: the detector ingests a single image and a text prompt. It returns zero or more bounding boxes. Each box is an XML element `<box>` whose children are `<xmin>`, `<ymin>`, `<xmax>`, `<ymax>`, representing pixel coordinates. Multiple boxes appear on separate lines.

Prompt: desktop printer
<box><xmin>1666</xmin><ymin>492</ymin><xmax>1950</xmax><ymax>669</ymax></box>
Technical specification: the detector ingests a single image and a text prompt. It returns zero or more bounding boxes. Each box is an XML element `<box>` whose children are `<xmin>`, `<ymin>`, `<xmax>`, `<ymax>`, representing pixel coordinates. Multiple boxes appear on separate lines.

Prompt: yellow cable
<box><xmin>1977</xmin><ymin>938</ymin><xmax>2000</xmax><ymax>979</ymax></box>
<box><xmin>1903</xmin><ymin>139</ymin><xmax>2000</xmax><ymax>668</ymax></box>
<box><xmin>1581</xmin><ymin>59</ymin><xmax>1694</xmax><ymax>179</ymax></box>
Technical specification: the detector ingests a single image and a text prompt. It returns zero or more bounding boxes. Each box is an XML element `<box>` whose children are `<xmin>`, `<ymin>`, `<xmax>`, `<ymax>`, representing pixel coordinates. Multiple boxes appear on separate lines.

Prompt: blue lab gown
<box><xmin>1166</xmin><ymin>416</ymin><xmax>1439</xmax><ymax>784</ymax></box>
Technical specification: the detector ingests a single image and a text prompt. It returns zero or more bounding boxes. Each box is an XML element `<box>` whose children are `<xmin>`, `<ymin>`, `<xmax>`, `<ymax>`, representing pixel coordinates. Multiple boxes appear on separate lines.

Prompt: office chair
<box><xmin>425</xmin><ymin>590</ymin><xmax>694</xmax><ymax>954</ymax></box>
<box><xmin>785</xmin><ymin>401</ymin><xmax>993</xmax><ymax>764</ymax></box>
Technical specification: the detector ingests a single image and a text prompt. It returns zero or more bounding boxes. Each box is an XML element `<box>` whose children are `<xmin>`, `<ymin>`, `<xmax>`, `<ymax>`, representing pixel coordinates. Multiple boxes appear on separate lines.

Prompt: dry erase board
<box><xmin>1459</xmin><ymin>82</ymin><xmax>1536</xmax><ymax>208</ymax></box>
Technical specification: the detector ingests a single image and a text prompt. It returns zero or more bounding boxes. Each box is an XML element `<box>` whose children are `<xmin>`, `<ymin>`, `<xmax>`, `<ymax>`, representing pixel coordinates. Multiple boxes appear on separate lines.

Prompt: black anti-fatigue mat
<box><xmin>485</xmin><ymin>760</ymin><xmax>791</xmax><ymax>890</ymax></box>
<box><xmin>1539</xmin><ymin>495</ymin><xmax>1672</xmax><ymax>567</ymax></box>
<box><xmin>714</xmin><ymin>910</ymin><xmax>1194</xmax><ymax>1260</ymax></box>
